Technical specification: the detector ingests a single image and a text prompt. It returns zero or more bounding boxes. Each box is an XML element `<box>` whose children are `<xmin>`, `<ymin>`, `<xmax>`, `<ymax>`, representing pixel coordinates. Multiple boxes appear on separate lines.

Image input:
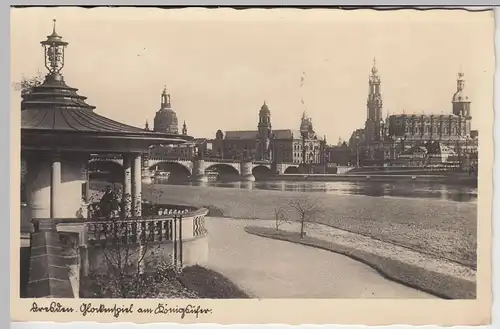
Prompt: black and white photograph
<box><xmin>11</xmin><ymin>6</ymin><xmax>493</xmax><ymax>325</ymax></box>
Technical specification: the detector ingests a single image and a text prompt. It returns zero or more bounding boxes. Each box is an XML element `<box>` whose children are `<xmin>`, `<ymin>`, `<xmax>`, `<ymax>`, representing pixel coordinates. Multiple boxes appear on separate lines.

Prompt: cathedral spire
<box><xmin>144</xmin><ymin>118</ymin><xmax>150</xmax><ymax>131</ymax></box>
<box><xmin>371</xmin><ymin>57</ymin><xmax>379</xmax><ymax>78</ymax></box>
<box><xmin>182</xmin><ymin>121</ymin><xmax>187</xmax><ymax>135</ymax></box>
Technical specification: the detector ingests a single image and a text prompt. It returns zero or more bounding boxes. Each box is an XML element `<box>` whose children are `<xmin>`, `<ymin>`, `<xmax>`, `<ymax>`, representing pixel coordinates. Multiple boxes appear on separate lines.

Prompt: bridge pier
<box><xmin>240</xmin><ymin>160</ymin><xmax>255</xmax><ymax>182</ymax></box>
<box><xmin>191</xmin><ymin>159</ymin><xmax>208</xmax><ymax>183</ymax></box>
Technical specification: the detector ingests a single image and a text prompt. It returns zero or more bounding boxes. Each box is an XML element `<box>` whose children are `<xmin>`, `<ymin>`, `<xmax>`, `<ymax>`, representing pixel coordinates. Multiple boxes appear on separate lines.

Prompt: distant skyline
<box><xmin>11</xmin><ymin>8</ymin><xmax>494</xmax><ymax>142</ymax></box>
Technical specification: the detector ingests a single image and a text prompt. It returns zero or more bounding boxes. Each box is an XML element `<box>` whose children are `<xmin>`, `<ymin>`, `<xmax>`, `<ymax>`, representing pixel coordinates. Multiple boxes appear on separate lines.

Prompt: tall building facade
<box><xmin>211</xmin><ymin>102</ymin><xmax>326</xmax><ymax>164</ymax></box>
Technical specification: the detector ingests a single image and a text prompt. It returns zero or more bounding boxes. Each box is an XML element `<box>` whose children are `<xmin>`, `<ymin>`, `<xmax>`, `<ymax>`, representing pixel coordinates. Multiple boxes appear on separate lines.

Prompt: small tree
<box><xmin>289</xmin><ymin>197</ymin><xmax>323</xmax><ymax>238</ymax></box>
<box><xmin>274</xmin><ymin>207</ymin><xmax>290</xmax><ymax>232</ymax></box>
<box><xmin>84</xmin><ymin>187</ymin><xmax>184</xmax><ymax>298</ymax></box>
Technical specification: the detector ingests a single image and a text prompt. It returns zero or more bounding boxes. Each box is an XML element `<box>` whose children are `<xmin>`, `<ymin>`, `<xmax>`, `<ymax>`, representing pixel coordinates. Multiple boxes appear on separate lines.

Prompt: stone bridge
<box><xmin>89</xmin><ymin>155</ymin><xmax>299</xmax><ymax>182</ymax></box>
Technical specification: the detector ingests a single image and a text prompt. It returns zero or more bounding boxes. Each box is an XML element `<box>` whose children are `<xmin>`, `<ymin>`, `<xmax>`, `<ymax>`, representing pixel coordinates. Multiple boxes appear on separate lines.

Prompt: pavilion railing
<box><xmin>86</xmin><ymin>203</ymin><xmax>208</xmax><ymax>241</ymax></box>
<box><xmin>44</xmin><ymin>203</ymin><xmax>208</xmax><ymax>267</ymax></box>
<box><xmin>86</xmin><ymin>216</ymin><xmax>178</xmax><ymax>244</ymax></box>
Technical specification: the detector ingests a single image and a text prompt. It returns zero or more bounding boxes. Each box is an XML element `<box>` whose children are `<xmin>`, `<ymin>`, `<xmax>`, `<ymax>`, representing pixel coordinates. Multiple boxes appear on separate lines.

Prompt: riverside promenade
<box><xmin>206</xmin><ymin>218</ymin><xmax>436</xmax><ymax>299</ymax></box>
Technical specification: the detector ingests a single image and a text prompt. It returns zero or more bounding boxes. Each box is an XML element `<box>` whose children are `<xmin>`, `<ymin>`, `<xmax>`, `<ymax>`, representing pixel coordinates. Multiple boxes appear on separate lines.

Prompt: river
<box><xmin>159</xmin><ymin>179</ymin><xmax>477</xmax><ymax>203</ymax></box>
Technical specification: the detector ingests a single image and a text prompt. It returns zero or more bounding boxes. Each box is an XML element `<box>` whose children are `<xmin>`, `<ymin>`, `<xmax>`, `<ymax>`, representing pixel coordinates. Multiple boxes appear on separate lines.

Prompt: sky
<box><xmin>10</xmin><ymin>7</ymin><xmax>495</xmax><ymax>142</ymax></box>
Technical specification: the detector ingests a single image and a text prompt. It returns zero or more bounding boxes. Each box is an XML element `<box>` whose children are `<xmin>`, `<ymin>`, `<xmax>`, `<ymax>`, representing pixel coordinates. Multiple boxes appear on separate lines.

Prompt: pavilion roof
<box><xmin>21</xmin><ymin>22</ymin><xmax>191</xmax><ymax>151</ymax></box>
<box><xmin>21</xmin><ymin>78</ymin><xmax>145</xmax><ymax>133</ymax></box>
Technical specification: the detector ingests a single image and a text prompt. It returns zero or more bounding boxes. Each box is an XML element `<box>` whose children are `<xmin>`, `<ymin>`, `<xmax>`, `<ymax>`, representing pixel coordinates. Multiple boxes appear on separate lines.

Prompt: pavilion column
<box><xmin>122</xmin><ymin>154</ymin><xmax>132</xmax><ymax>218</ymax></box>
<box><xmin>50</xmin><ymin>152</ymin><xmax>63</xmax><ymax>218</ymax></box>
<box><xmin>24</xmin><ymin>152</ymin><xmax>51</xmax><ymax>220</ymax></box>
<box><xmin>132</xmin><ymin>153</ymin><xmax>142</xmax><ymax>217</ymax></box>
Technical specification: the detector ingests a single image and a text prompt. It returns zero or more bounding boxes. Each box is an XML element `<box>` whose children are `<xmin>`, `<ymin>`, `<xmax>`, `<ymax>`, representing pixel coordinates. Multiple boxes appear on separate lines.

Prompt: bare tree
<box><xmin>274</xmin><ymin>207</ymin><xmax>291</xmax><ymax>232</ymax></box>
<box><xmin>13</xmin><ymin>71</ymin><xmax>45</xmax><ymax>96</ymax></box>
<box><xmin>288</xmin><ymin>197</ymin><xmax>323</xmax><ymax>238</ymax></box>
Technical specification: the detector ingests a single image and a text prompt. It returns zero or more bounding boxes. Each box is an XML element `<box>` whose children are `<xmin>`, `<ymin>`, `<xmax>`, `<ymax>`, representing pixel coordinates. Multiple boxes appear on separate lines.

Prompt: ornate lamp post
<box><xmin>40</xmin><ymin>19</ymin><xmax>68</xmax><ymax>77</ymax></box>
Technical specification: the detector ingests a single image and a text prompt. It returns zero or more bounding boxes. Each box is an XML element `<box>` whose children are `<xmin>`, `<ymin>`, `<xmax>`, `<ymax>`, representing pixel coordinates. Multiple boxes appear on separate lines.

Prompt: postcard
<box><xmin>10</xmin><ymin>6</ymin><xmax>493</xmax><ymax>325</ymax></box>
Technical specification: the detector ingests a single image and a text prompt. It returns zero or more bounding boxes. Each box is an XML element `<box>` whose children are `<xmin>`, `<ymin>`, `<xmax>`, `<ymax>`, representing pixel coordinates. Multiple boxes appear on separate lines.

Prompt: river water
<box><xmin>160</xmin><ymin>180</ymin><xmax>477</xmax><ymax>203</ymax></box>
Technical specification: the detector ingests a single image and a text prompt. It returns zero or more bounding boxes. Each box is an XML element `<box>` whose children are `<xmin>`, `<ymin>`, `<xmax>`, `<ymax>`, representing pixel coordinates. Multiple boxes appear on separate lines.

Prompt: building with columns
<box><xmin>211</xmin><ymin>102</ymin><xmax>326</xmax><ymax>164</ymax></box>
<box><xmin>351</xmin><ymin>59</ymin><xmax>478</xmax><ymax>166</ymax></box>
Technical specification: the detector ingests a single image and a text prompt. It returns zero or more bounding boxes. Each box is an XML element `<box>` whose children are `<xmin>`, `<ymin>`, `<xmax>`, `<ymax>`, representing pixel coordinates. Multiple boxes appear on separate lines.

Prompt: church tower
<box><xmin>365</xmin><ymin>58</ymin><xmax>383</xmax><ymax>142</ymax></box>
<box><xmin>452</xmin><ymin>71</ymin><xmax>472</xmax><ymax>136</ymax></box>
<box><xmin>257</xmin><ymin>101</ymin><xmax>272</xmax><ymax>161</ymax></box>
<box><xmin>258</xmin><ymin>101</ymin><xmax>272</xmax><ymax>136</ymax></box>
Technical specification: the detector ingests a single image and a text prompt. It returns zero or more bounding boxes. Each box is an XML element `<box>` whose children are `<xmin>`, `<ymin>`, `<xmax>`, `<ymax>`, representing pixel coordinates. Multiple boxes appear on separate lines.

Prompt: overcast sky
<box><xmin>10</xmin><ymin>7</ymin><xmax>494</xmax><ymax>142</ymax></box>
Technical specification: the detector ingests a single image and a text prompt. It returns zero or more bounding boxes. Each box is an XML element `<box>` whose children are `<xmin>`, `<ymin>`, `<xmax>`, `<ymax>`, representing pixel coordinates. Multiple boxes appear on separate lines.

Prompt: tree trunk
<box><xmin>300</xmin><ymin>219</ymin><xmax>305</xmax><ymax>238</ymax></box>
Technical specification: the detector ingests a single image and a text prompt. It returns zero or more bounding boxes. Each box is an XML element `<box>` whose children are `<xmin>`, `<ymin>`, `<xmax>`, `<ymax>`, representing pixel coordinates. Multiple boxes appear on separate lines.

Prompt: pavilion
<box><xmin>21</xmin><ymin>20</ymin><xmax>192</xmax><ymax>222</ymax></box>
<box><xmin>20</xmin><ymin>20</ymin><xmax>198</xmax><ymax>298</ymax></box>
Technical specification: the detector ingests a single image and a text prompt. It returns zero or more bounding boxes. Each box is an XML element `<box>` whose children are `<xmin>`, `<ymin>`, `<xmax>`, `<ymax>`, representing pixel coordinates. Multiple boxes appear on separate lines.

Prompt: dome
<box><xmin>260</xmin><ymin>101</ymin><xmax>270</xmax><ymax>113</ymax></box>
<box><xmin>154</xmin><ymin>108</ymin><xmax>178</xmax><ymax>134</ymax></box>
<box><xmin>452</xmin><ymin>72</ymin><xmax>470</xmax><ymax>103</ymax></box>
<box><xmin>153</xmin><ymin>87</ymin><xmax>179</xmax><ymax>134</ymax></box>
<box><xmin>452</xmin><ymin>90</ymin><xmax>469</xmax><ymax>102</ymax></box>
<box><xmin>300</xmin><ymin>118</ymin><xmax>310</xmax><ymax>134</ymax></box>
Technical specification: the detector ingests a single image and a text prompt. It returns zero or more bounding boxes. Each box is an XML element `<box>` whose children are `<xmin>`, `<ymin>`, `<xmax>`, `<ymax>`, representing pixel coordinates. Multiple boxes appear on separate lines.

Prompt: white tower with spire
<box><xmin>365</xmin><ymin>58</ymin><xmax>384</xmax><ymax>143</ymax></box>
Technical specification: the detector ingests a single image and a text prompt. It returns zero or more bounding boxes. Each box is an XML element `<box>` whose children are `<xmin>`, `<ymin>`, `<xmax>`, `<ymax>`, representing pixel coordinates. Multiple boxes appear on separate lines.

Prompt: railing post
<box><xmin>179</xmin><ymin>215</ymin><xmax>183</xmax><ymax>267</ymax></box>
<box><xmin>173</xmin><ymin>217</ymin><xmax>177</xmax><ymax>265</ymax></box>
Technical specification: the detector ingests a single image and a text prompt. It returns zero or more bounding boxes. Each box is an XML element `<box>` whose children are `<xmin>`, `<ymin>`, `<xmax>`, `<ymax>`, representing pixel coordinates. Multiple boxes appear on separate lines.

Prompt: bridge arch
<box><xmin>283</xmin><ymin>166</ymin><xmax>300</xmax><ymax>174</ymax></box>
<box><xmin>206</xmin><ymin>163</ymin><xmax>240</xmax><ymax>181</ymax></box>
<box><xmin>149</xmin><ymin>161</ymin><xmax>191</xmax><ymax>182</ymax></box>
<box><xmin>252</xmin><ymin>165</ymin><xmax>273</xmax><ymax>180</ymax></box>
<box><xmin>88</xmin><ymin>160</ymin><xmax>124</xmax><ymax>183</ymax></box>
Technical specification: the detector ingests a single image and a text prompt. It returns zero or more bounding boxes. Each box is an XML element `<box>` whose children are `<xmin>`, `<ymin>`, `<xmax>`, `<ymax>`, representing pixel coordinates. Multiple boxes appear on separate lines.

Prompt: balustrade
<box><xmin>84</xmin><ymin>203</ymin><xmax>208</xmax><ymax>245</ymax></box>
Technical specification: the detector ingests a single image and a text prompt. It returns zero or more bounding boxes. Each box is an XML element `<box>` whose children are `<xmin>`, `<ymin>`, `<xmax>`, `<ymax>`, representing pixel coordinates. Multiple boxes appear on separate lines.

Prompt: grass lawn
<box><xmin>178</xmin><ymin>265</ymin><xmax>250</xmax><ymax>298</ymax></box>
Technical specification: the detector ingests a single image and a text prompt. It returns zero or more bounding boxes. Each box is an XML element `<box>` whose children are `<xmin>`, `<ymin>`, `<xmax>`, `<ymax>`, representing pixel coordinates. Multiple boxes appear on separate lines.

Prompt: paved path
<box><xmin>206</xmin><ymin>218</ymin><xmax>436</xmax><ymax>299</ymax></box>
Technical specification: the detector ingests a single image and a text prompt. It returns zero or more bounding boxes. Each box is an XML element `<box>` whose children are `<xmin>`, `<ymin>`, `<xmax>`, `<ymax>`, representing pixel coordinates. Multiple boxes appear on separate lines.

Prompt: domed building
<box><xmin>154</xmin><ymin>87</ymin><xmax>179</xmax><ymax>134</ymax></box>
<box><xmin>349</xmin><ymin>59</ymin><xmax>477</xmax><ymax>166</ymax></box>
<box><xmin>148</xmin><ymin>88</ymin><xmax>211</xmax><ymax>159</ymax></box>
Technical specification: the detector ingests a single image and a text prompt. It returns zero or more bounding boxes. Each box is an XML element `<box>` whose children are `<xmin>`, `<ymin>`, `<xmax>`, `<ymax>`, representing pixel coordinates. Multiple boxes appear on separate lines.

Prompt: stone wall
<box><xmin>26</xmin><ymin>221</ymin><xmax>77</xmax><ymax>298</ymax></box>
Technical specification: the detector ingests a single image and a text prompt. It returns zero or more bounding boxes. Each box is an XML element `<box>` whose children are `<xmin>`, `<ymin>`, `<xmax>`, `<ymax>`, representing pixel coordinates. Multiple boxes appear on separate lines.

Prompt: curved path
<box><xmin>206</xmin><ymin>218</ymin><xmax>436</xmax><ymax>299</ymax></box>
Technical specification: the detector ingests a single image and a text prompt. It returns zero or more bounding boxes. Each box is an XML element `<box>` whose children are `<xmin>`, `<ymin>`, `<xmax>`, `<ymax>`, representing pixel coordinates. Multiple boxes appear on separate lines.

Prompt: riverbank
<box><xmin>206</xmin><ymin>218</ymin><xmax>435</xmax><ymax>298</ymax></box>
<box><xmin>142</xmin><ymin>183</ymin><xmax>477</xmax><ymax>269</ymax></box>
<box><xmin>267</xmin><ymin>173</ymin><xmax>477</xmax><ymax>187</ymax></box>
<box><xmin>244</xmin><ymin>223</ymin><xmax>475</xmax><ymax>299</ymax></box>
